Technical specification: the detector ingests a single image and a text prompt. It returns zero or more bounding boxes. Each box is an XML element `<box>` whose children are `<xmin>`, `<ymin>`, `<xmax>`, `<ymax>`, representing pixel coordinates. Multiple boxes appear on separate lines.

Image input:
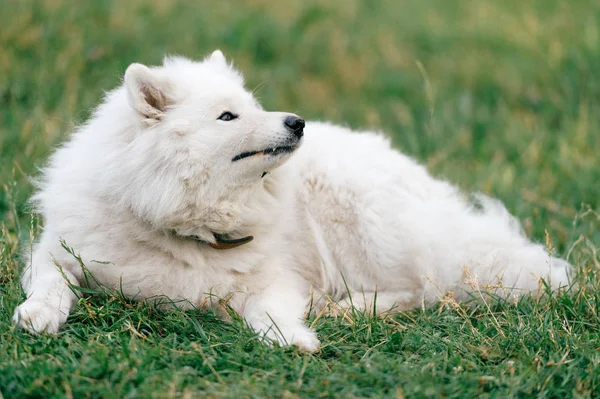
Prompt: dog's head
<box><xmin>124</xmin><ymin>50</ymin><xmax>303</xmax><ymax>181</ymax></box>
<box><xmin>108</xmin><ymin>51</ymin><xmax>303</xmax><ymax>238</ymax></box>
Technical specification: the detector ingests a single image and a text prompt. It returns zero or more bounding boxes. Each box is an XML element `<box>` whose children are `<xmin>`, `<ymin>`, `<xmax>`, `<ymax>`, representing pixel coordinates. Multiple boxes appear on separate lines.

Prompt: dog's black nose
<box><xmin>284</xmin><ymin>115</ymin><xmax>305</xmax><ymax>138</ymax></box>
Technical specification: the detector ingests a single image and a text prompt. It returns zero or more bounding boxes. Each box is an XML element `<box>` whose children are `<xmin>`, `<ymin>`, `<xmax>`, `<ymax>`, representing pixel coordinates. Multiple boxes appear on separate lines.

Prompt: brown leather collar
<box><xmin>180</xmin><ymin>232</ymin><xmax>254</xmax><ymax>250</ymax></box>
<box><xmin>209</xmin><ymin>233</ymin><xmax>254</xmax><ymax>250</ymax></box>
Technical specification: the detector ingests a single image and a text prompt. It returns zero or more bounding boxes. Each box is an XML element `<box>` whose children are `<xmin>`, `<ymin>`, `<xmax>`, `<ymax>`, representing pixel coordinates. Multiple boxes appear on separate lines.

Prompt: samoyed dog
<box><xmin>14</xmin><ymin>50</ymin><xmax>570</xmax><ymax>351</ymax></box>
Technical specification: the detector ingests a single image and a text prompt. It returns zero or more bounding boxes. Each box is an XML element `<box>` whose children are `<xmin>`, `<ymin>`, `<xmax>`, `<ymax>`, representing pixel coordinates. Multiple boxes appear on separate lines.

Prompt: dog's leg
<box><xmin>13</xmin><ymin>248</ymin><xmax>79</xmax><ymax>334</ymax></box>
<box><xmin>243</xmin><ymin>272</ymin><xmax>320</xmax><ymax>352</ymax></box>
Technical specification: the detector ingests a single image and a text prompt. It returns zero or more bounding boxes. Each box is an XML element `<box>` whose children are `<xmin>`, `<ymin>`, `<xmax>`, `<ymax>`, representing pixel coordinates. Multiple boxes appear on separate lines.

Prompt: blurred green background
<box><xmin>1</xmin><ymin>0</ymin><xmax>599</xmax><ymax>248</ymax></box>
<box><xmin>1</xmin><ymin>1</ymin><xmax>600</xmax><ymax>397</ymax></box>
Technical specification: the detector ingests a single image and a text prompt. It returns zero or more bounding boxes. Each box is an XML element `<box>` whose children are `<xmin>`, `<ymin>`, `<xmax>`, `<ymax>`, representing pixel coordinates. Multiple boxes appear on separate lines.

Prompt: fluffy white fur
<box><xmin>14</xmin><ymin>51</ymin><xmax>570</xmax><ymax>352</ymax></box>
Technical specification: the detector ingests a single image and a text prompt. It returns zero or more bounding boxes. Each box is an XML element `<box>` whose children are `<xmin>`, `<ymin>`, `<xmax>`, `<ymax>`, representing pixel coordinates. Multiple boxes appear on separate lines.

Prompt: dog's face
<box><xmin>125</xmin><ymin>50</ymin><xmax>303</xmax><ymax>183</ymax></box>
<box><xmin>116</xmin><ymin>51</ymin><xmax>303</xmax><ymax>236</ymax></box>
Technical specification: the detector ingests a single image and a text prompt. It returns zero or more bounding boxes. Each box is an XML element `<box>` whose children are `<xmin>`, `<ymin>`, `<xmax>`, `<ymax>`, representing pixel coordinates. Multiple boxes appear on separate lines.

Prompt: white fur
<box><xmin>14</xmin><ymin>51</ymin><xmax>570</xmax><ymax>352</ymax></box>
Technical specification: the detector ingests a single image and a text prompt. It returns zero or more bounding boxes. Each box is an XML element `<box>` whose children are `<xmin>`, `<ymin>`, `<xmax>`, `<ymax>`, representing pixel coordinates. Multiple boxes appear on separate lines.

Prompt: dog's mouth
<box><xmin>231</xmin><ymin>145</ymin><xmax>298</xmax><ymax>162</ymax></box>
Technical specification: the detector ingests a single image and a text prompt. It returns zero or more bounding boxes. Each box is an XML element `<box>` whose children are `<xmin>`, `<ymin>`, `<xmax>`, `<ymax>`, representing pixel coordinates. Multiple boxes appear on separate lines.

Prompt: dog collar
<box><xmin>182</xmin><ymin>232</ymin><xmax>254</xmax><ymax>250</ymax></box>
<box><xmin>208</xmin><ymin>233</ymin><xmax>254</xmax><ymax>250</ymax></box>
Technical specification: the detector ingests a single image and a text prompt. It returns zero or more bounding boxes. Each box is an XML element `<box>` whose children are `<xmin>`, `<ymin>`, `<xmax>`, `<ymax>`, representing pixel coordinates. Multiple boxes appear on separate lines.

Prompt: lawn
<box><xmin>1</xmin><ymin>0</ymin><xmax>599</xmax><ymax>397</ymax></box>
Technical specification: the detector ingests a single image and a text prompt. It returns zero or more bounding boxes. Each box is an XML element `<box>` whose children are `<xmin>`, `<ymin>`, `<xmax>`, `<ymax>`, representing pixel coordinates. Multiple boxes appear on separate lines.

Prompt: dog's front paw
<box><xmin>13</xmin><ymin>299</ymin><xmax>68</xmax><ymax>334</ymax></box>
<box><xmin>287</xmin><ymin>326</ymin><xmax>320</xmax><ymax>352</ymax></box>
<box><xmin>262</xmin><ymin>324</ymin><xmax>320</xmax><ymax>353</ymax></box>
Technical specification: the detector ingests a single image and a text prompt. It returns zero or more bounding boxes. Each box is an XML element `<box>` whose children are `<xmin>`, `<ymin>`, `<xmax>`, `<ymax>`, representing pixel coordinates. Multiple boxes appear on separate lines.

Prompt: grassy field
<box><xmin>1</xmin><ymin>0</ymin><xmax>600</xmax><ymax>397</ymax></box>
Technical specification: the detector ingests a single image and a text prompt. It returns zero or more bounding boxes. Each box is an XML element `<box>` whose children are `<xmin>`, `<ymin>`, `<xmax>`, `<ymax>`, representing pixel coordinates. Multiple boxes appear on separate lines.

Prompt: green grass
<box><xmin>1</xmin><ymin>0</ymin><xmax>599</xmax><ymax>397</ymax></box>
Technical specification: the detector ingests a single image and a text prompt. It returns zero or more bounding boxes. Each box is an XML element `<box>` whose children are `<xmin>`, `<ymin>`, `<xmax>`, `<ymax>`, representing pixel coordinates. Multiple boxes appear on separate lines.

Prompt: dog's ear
<box><xmin>208</xmin><ymin>49</ymin><xmax>227</xmax><ymax>66</ymax></box>
<box><xmin>124</xmin><ymin>63</ymin><xmax>172</xmax><ymax>121</ymax></box>
<box><xmin>206</xmin><ymin>49</ymin><xmax>244</xmax><ymax>85</ymax></box>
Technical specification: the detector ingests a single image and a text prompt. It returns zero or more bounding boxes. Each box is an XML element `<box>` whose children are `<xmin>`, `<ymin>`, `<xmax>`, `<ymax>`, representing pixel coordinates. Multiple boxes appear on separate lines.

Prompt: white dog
<box><xmin>13</xmin><ymin>51</ymin><xmax>570</xmax><ymax>351</ymax></box>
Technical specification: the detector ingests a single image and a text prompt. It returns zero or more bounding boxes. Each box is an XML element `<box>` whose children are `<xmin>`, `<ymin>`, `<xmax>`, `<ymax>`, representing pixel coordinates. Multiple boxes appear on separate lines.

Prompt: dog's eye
<box><xmin>217</xmin><ymin>111</ymin><xmax>238</xmax><ymax>121</ymax></box>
